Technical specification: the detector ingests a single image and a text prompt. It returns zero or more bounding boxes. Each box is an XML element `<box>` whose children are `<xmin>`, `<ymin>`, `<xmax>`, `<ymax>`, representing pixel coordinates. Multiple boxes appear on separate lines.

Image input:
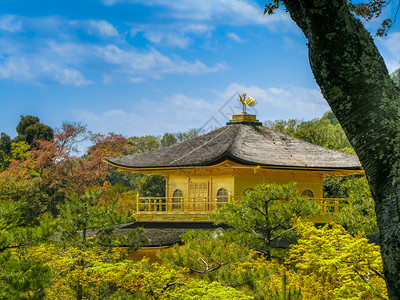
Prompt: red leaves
<box><xmin>4</xmin><ymin>122</ymin><xmax>132</xmax><ymax>195</ymax></box>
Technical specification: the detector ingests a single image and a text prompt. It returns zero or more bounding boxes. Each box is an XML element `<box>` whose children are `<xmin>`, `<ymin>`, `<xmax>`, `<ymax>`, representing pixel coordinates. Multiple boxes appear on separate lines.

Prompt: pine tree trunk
<box><xmin>280</xmin><ymin>0</ymin><xmax>400</xmax><ymax>298</ymax></box>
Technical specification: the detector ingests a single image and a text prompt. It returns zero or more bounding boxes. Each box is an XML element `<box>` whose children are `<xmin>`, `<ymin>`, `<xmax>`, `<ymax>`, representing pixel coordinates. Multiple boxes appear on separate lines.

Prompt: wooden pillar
<box><xmin>165</xmin><ymin>174</ymin><xmax>170</xmax><ymax>211</ymax></box>
<box><xmin>136</xmin><ymin>191</ymin><xmax>139</xmax><ymax>213</ymax></box>
<box><xmin>209</xmin><ymin>172</ymin><xmax>213</xmax><ymax>211</ymax></box>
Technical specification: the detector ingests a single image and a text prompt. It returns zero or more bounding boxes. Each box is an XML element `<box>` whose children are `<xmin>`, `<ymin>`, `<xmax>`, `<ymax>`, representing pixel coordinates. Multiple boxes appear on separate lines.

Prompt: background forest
<box><xmin>0</xmin><ymin>107</ymin><xmax>389</xmax><ymax>298</ymax></box>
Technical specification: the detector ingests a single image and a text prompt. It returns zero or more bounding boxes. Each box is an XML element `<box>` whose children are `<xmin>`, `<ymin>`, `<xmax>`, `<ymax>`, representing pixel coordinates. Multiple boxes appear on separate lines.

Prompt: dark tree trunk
<box><xmin>280</xmin><ymin>0</ymin><xmax>400</xmax><ymax>298</ymax></box>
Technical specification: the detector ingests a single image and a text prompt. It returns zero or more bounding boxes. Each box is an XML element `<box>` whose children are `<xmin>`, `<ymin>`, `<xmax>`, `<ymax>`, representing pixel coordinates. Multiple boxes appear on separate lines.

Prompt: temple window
<box><xmin>217</xmin><ymin>188</ymin><xmax>229</xmax><ymax>207</ymax></box>
<box><xmin>301</xmin><ymin>189</ymin><xmax>314</xmax><ymax>198</ymax></box>
<box><xmin>172</xmin><ymin>189</ymin><xmax>183</xmax><ymax>210</ymax></box>
<box><xmin>190</xmin><ymin>182</ymin><xmax>208</xmax><ymax>197</ymax></box>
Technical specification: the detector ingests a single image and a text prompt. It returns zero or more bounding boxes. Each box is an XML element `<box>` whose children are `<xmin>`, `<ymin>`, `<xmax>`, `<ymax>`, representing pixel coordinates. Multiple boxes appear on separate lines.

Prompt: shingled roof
<box><xmin>105</xmin><ymin>124</ymin><xmax>362</xmax><ymax>170</ymax></box>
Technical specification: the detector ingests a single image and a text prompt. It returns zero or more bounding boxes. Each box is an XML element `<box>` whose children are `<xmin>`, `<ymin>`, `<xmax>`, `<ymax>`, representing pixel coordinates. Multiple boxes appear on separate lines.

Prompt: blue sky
<box><xmin>1</xmin><ymin>0</ymin><xmax>399</xmax><ymax>139</ymax></box>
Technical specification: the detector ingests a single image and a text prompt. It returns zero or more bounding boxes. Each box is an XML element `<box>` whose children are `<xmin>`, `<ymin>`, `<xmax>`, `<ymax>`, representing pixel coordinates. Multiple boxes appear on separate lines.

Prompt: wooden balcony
<box><xmin>133</xmin><ymin>196</ymin><xmax>348</xmax><ymax>223</ymax></box>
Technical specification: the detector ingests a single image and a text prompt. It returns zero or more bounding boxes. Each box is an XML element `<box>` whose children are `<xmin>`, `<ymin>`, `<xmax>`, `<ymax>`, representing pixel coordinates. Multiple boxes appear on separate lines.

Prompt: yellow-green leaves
<box><xmin>289</xmin><ymin>219</ymin><xmax>387</xmax><ymax>299</ymax></box>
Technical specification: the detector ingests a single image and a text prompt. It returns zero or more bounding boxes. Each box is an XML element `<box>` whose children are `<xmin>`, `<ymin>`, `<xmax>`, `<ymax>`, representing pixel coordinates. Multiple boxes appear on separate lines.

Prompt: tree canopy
<box><xmin>265</xmin><ymin>1</ymin><xmax>400</xmax><ymax>297</ymax></box>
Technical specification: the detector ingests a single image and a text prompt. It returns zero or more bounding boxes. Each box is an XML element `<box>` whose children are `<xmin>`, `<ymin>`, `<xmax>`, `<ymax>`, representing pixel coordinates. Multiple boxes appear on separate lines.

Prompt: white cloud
<box><xmin>131</xmin><ymin>23</ymin><xmax>213</xmax><ymax>49</ymax></box>
<box><xmin>377</xmin><ymin>31</ymin><xmax>400</xmax><ymax>73</ymax></box>
<box><xmin>381</xmin><ymin>32</ymin><xmax>400</xmax><ymax>55</ymax></box>
<box><xmin>39</xmin><ymin>62</ymin><xmax>93</xmax><ymax>86</ymax></box>
<box><xmin>218</xmin><ymin>83</ymin><xmax>329</xmax><ymax>122</ymax></box>
<box><xmin>72</xmin><ymin>83</ymin><xmax>329</xmax><ymax>137</ymax></box>
<box><xmin>0</xmin><ymin>15</ymin><xmax>120</xmax><ymax>40</ymax></box>
<box><xmin>103</xmin><ymin>0</ymin><xmax>294</xmax><ymax>30</ymax></box>
<box><xmin>0</xmin><ymin>57</ymin><xmax>32</xmax><ymax>80</ymax></box>
<box><xmin>86</xmin><ymin>20</ymin><xmax>119</xmax><ymax>37</ymax></box>
<box><xmin>0</xmin><ymin>24</ymin><xmax>226</xmax><ymax>84</ymax></box>
<box><xmin>73</xmin><ymin>94</ymin><xmax>216</xmax><ymax>136</ymax></box>
<box><xmin>183</xmin><ymin>24</ymin><xmax>213</xmax><ymax>34</ymax></box>
<box><xmin>0</xmin><ymin>15</ymin><xmax>22</xmax><ymax>32</ymax></box>
<box><xmin>0</xmin><ymin>56</ymin><xmax>92</xmax><ymax>86</ymax></box>
<box><xmin>144</xmin><ymin>31</ymin><xmax>191</xmax><ymax>48</ymax></box>
<box><xmin>227</xmin><ymin>32</ymin><xmax>243</xmax><ymax>42</ymax></box>
<box><xmin>95</xmin><ymin>44</ymin><xmax>227</xmax><ymax>75</ymax></box>
<box><xmin>103</xmin><ymin>109</ymin><xmax>127</xmax><ymax>117</ymax></box>
<box><xmin>386</xmin><ymin>59</ymin><xmax>400</xmax><ymax>74</ymax></box>
<box><xmin>129</xmin><ymin>77</ymin><xmax>144</xmax><ymax>83</ymax></box>
<box><xmin>170</xmin><ymin>93</ymin><xmax>214</xmax><ymax>110</ymax></box>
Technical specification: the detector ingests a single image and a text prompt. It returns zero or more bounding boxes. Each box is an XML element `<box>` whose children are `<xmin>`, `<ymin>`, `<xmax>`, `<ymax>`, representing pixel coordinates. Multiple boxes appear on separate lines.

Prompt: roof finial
<box><xmin>239</xmin><ymin>93</ymin><xmax>257</xmax><ymax>114</ymax></box>
<box><xmin>227</xmin><ymin>93</ymin><xmax>261</xmax><ymax>126</ymax></box>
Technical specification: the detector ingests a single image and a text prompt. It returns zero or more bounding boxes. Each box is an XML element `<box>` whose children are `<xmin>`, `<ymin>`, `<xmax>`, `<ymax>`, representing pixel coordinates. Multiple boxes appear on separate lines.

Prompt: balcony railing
<box><xmin>134</xmin><ymin>196</ymin><xmax>348</xmax><ymax>215</ymax></box>
<box><xmin>316</xmin><ymin>198</ymin><xmax>349</xmax><ymax>214</ymax></box>
<box><xmin>136</xmin><ymin>196</ymin><xmax>236</xmax><ymax>214</ymax></box>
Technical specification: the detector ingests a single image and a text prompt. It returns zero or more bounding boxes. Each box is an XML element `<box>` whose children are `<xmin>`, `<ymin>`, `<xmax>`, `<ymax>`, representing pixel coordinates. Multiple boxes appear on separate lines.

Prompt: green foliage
<box><xmin>0</xmin><ymin>199</ymin><xmax>54</xmax><ymax>253</ymax></box>
<box><xmin>16</xmin><ymin>116</ymin><xmax>40</xmax><ymax>136</ymax></box>
<box><xmin>0</xmin><ymin>192</ymin><xmax>54</xmax><ymax>299</ymax></box>
<box><xmin>289</xmin><ymin>219</ymin><xmax>387</xmax><ymax>299</ymax></box>
<box><xmin>31</xmin><ymin>245</ymin><xmax>253</xmax><ymax>300</ymax></box>
<box><xmin>10</xmin><ymin>141</ymin><xmax>30</xmax><ymax>162</ymax></box>
<box><xmin>0</xmin><ymin>174</ymin><xmax>52</xmax><ymax>226</ymax></box>
<box><xmin>264</xmin><ymin>111</ymin><xmax>352</xmax><ymax>152</ymax></box>
<box><xmin>30</xmin><ymin>244</ymin><xmax>128</xmax><ymax>299</ymax></box>
<box><xmin>160</xmin><ymin>229</ymin><xmax>302</xmax><ymax>300</ymax></box>
<box><xmin>161</xmin><ymin>230</ymin><xmax>253</xmax><ymax>279</ymax></box>
<box><xmin>390</xmin><ymin>68</ymin><xmax>400</xmax><ymax>87</ymax></box>
<box><xmin>127</xmin><ymin>135</ymin><xmax>160</xmax><ymax>154</ymax></box>
<box><xmin>14</xmin><ymin>115</ymin><xmax>54</xmax><ymax>145</ymax></box>
<box><xmin>174</xmin><ymin>128</ymin><xmax>200</xmax><ymax>142</ymax></box>
<box><xmin>0</xmin><ymin>133</ymin><xmax>12</xmax><ymax>155</ymax></box>
<box><xmin>334</xmin><ymin>177</ymin><xmax>378</xmax><ymax>235</ymax></box>
<box><xmin>323</xmin><ymin>175</ymin><xmax>350</xmax><ymax>198</ymax></box>
<box><xmin>28</xmin><ymin>188</ymin><xmax>147</xmax><ymax>299</ymax></box>
<box><xmin>24</xmin><ymin>122</ymin><xmax>54</xmax><ymax>145</ymax></box>
<box><xmin>127</xmin><ymin>128</ymin><xmax>199</xmax><ymax>154</ymax></box>
<box><xmin>0</xmin><ymin>250</ymin><xmax>53</xmax><ymax>300</ymax></box>
<box><xmin>163</xmin><ymin>281</ymin><xmax>253</xmax><ymax>300</ymax></box>
<box><xmin>134</xmin><ymin>174</ymin><xmax>166</xmax><ymax>197</ymax></box>
<box><xmin>55</xmin><ymin>188</ymin><xmax>144</xmax><ymax>251</ymax></box>
<box><xmin>0</xmin><ymin>133</ymin><xmax>12</xmax><ymax>170</ymax></box>
<box><xmin>212</xmin><ymin>183</ymin><xmax>320</xmax><ymax>260</ymax></box>
<box><xmin>160</xmin><ymin>132</ymin><xmax>177</xmax><ymax>148</ymax></box>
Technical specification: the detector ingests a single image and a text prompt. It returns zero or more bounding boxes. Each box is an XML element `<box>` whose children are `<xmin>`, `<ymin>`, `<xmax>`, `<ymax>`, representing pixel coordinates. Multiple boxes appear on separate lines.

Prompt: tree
<box><xmin>127</xmin><ymin>135</ymin><xmax>160</xmax><ymax>154</ymax></box>
<box><xmin>0</xmin><ymin>133</ymin><xmax>12</xmax><ymax>170</ymax></box>
<box><xmin>160</xmin><ymin>230</ymin><xmax>302</xmax><ymax>300</ymax></box>
<box><xmin>391</xmin><ymin>68</ymin><xmax>400</xmax><ymax>87</ymax></box>
<box><xmin>44</xmin><ymin>188</ymin><xmax>145</xmax><ymax>299</ymax></box>
<box><xmin>0</xmin><ymin>198</ymin><xmax>54</xmax><ymax>298</ymax></box>
<box><xmin>212</xmin><ymin>183</ymin><xmax>319</xmax><ymax>260</ymax></box>
<box><xmin>160</xmin><ymin>133</ymin><xmax>177</xmax><ymax>148</ymax></box>
<box><xmin>334</xmin><ymin>176</ymin><xmax>379</xmax><ymax>236</ymax></box>
<box><xmin>265</xmin><ymin>111</ymin><xmax>352</xmax><ymax>152</ymax></box>
<box><xmin>161</xmin><ymin>230</ymin><xmax>254</xmax><ymax>281</ymax></box>
<box><xmin>14</xmin><ymin>115</ymin><xmax>53</xmax><ymax>146</ymax></box>
<box><xmin>266</xmin><ymin>1</ymin><xmax>400</xmax><ymax>296</ymax></box>
<box><xmin>174</xmin><ymin>128</ymin><xmax>200</xmax><ymax>142</ymax></box>
<box><xmin>55</xmin><ymin>188</ymin><xmax>143</xmax><ymax>251</ymax></box>
<box><xmin>289</xmin><ymin>219</ymin><xmax>387</xmax><ymax>299</ymax></box>
<box><xmin>31</xmin><ymin>249</ymin><xmax>253</xmax><ymax>300</ymax></box>
<box><xmin>0</xmin><ymin>250</ymin><xmax>52</xmax><ymax>299</ymax></box>
<box><xmin>16</xmin><ymin>116</ymin><xmax>39</xmax><ymax>137</ymax></box>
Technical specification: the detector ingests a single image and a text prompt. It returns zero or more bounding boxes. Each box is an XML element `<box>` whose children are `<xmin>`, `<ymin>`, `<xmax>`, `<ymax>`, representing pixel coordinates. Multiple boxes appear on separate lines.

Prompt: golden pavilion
<box><xmin>105</xmin><ymin>106</ymin><xmax>362</xmax><ymax>224</ymax></box>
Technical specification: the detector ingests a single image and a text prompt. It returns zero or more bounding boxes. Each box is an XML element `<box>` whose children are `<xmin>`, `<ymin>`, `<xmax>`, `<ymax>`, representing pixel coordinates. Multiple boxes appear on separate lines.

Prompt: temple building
<box><xmin>105</xmin><ymin>109</ymin><xmax>363</xmax><ymax>225</ymax></box>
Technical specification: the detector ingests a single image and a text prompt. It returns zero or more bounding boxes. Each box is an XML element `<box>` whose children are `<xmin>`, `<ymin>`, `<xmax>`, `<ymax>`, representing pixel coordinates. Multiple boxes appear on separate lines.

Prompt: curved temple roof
<box><xmin>105</xmin><ymin>124</ymin><xmax>362</xmax><ymax>171</ymax></box>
